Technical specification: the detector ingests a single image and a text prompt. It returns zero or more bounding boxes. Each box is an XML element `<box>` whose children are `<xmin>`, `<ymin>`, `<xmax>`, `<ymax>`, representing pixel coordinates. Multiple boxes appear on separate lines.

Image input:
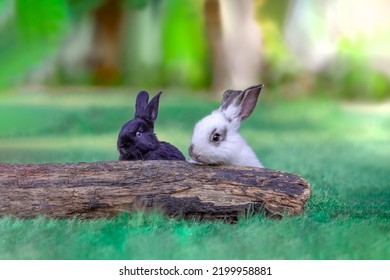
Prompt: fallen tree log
<box><xmin>0</xmin><ymin>161</ymin><xmax>310</xmax><ymax>220</ymax></box>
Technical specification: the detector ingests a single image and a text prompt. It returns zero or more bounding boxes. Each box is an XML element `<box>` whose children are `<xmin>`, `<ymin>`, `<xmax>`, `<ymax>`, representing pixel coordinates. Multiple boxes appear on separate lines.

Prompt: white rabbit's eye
<box><xmin>212</xmin><ymin>133</ymin><xmax>221</xmax><ymax>142</ymax></box>
<box><xmin>210</xmin><ymin>128</ymin><xmax>226</xmax><ymax>145</ymax></box>
<box><xmin>136</xmin><ymin>131</ymin><xmax>142</xmax><ymax>137</ymax></box>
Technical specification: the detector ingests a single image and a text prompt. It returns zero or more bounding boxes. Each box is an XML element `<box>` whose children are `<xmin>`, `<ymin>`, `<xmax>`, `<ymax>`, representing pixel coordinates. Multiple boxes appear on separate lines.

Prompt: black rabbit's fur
<box><xmin>117</xmin><ymin>91</ymin><xmax>185</xmax><ymax>161</ymax></box>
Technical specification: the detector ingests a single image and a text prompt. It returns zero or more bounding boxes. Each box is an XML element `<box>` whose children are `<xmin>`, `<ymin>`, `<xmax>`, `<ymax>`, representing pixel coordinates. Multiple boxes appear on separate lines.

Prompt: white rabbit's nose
<box><xmin>189</xmin><ymin>144</ymin><xmax>194</xmax><ymax>154</ymax></box>
<box><xmin>188</xmin><ymin>144</ymin><xmax>200</xmax><ymax>161</ymax></box>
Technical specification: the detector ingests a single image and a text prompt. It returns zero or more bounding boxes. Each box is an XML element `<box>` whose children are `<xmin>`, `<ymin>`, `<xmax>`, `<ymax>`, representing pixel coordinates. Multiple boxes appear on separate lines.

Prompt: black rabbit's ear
<box><xmin>146</xmin><ymin>91</ymin><xmax>162</xmax><ymax>122</ymax></box>
<box><xmin>135</xmin><ymin>91</ymin><xmax>149</xmax><ymax>117</ymax></box>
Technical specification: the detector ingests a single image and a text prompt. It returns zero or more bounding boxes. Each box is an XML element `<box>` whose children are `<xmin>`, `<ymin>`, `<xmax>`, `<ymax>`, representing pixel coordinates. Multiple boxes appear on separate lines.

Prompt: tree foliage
<box><xmin>0</xmin><ymin>0</ymin><xmax>70</xmax><ymax>87</ymax></box>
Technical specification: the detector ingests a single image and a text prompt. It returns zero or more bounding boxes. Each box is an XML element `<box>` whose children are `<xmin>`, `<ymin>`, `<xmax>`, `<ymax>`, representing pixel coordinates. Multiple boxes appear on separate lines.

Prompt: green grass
<box><xmin>0</xmin><ymin>88</ymin><xmax>389</xmax><ymax>259</ymax></box>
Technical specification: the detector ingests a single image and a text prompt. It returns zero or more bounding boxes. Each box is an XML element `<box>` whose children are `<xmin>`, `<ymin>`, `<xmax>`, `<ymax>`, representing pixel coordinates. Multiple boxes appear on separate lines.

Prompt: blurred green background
<box><xmin>1</xmin><ymin>0</ymin><xmax>390</xmax><ymax>99</ymax></box>
<box><xmin>0</xmin><ymin>0</ymin><xmax>389</xmax><ymax>260</ymax></box>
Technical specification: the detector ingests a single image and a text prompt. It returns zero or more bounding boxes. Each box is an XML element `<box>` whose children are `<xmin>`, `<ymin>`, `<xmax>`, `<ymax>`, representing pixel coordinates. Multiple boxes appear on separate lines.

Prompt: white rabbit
<box><xmin>188</xmin><ymin>84</ymin><xmax>264</xmax><ymax>168</ymax></box>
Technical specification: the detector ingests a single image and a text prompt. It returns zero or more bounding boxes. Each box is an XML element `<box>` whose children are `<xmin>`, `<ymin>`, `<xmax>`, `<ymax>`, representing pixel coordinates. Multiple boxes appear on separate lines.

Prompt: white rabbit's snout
<box><xmin>188</xmin><ymin>143</ymin><xmax>226</xmax><ymax>165</ymax></box>
<box><xmin>188</xmin><ymin>144</ymin><xmax>200</xmax><ymax>161</ymax></box>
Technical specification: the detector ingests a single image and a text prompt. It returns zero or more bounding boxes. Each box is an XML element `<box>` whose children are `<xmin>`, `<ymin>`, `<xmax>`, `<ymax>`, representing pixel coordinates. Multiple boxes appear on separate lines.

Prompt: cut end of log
<box><xmin>0</xmin><ymin>161</ymin><xmax>311</xmax><ymax>221</ymax></box>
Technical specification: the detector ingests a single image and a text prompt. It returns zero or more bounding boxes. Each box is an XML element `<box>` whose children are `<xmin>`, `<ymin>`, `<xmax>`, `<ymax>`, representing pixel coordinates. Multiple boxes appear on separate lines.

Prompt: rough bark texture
<box><xmin>0</xmin><ymin>161</ymin><xmax>310</xmax><ymax>221</ymax></box>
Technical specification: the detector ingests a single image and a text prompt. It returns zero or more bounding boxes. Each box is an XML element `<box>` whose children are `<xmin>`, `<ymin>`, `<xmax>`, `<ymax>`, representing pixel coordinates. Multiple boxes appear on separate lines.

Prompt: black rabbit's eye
<box><xmin>212</xmin><ymin>133</ymin><xmax>220</xmax><ymax>142</ymax></box>
<box><xmin>136</xmin><ymin>131</ymin><xmax>142</xmax><ymax>137</ymax></box>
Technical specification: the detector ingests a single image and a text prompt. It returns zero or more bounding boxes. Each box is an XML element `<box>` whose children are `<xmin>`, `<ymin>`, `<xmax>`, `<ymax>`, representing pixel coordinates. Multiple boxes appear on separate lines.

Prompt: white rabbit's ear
<box><xmin>221</xmin><ymin>90</ymin><xmax>243</xmax><ymax>110</ymax></box>
<box><xmin>220</xmin><ymin>84</ymin><xmax>263</xmax><ymax>121</ymax></box>
<box><xmin>237</xmin><ymin>84</ymin><xmax>263</xmax><ymax>120</ymax></box>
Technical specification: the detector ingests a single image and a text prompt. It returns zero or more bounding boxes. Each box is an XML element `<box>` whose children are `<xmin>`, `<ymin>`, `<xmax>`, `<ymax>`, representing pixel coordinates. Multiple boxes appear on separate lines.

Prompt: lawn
<box><xmin>0</xmin><ymin>88</ymin><xmax>389</xmax><ymax>259</ymax></box>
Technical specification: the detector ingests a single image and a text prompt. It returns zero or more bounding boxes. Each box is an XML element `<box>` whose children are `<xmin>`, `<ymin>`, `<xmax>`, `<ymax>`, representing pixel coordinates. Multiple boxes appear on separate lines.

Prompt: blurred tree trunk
<box><xmin>204</xmin><ymin>0</ymin><xmax>228</xmax><ymax>92</ymax></box>
<box><xmin>204</xmin><ymin>0</ymin><xmax>263</xmax><ymax>95</ymax></box>
<box><xmin>89</xmin><ymin>0</ymin><xmax>124</xmax><ymax>85</ymax></box>
<box><xmin>284</xmin><ymin>0</ymin><xmax>336</xmax><ymax>73</ymax></box>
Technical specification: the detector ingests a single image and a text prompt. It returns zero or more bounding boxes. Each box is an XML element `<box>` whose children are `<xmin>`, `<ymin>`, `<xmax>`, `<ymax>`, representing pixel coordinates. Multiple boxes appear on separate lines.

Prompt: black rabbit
<box><xmin>117</xmin><ymin>91</ymin><xmax>185</xmax><ymax>161</ymax></box>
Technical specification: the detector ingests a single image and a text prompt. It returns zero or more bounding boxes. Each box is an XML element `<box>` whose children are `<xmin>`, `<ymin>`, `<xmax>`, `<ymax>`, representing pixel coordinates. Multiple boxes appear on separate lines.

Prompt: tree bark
<box><xmin>0</xmin><ymin>161</ymin><xmax>310</xmax><ymax>221</ymax></box>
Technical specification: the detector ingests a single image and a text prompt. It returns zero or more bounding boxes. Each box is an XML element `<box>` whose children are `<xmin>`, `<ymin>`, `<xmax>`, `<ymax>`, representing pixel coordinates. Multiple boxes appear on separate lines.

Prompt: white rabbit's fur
<box><xmin>189</xmin><ymin>85</ymin><xmax>264</xmax><ymax>168</ymax></box>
